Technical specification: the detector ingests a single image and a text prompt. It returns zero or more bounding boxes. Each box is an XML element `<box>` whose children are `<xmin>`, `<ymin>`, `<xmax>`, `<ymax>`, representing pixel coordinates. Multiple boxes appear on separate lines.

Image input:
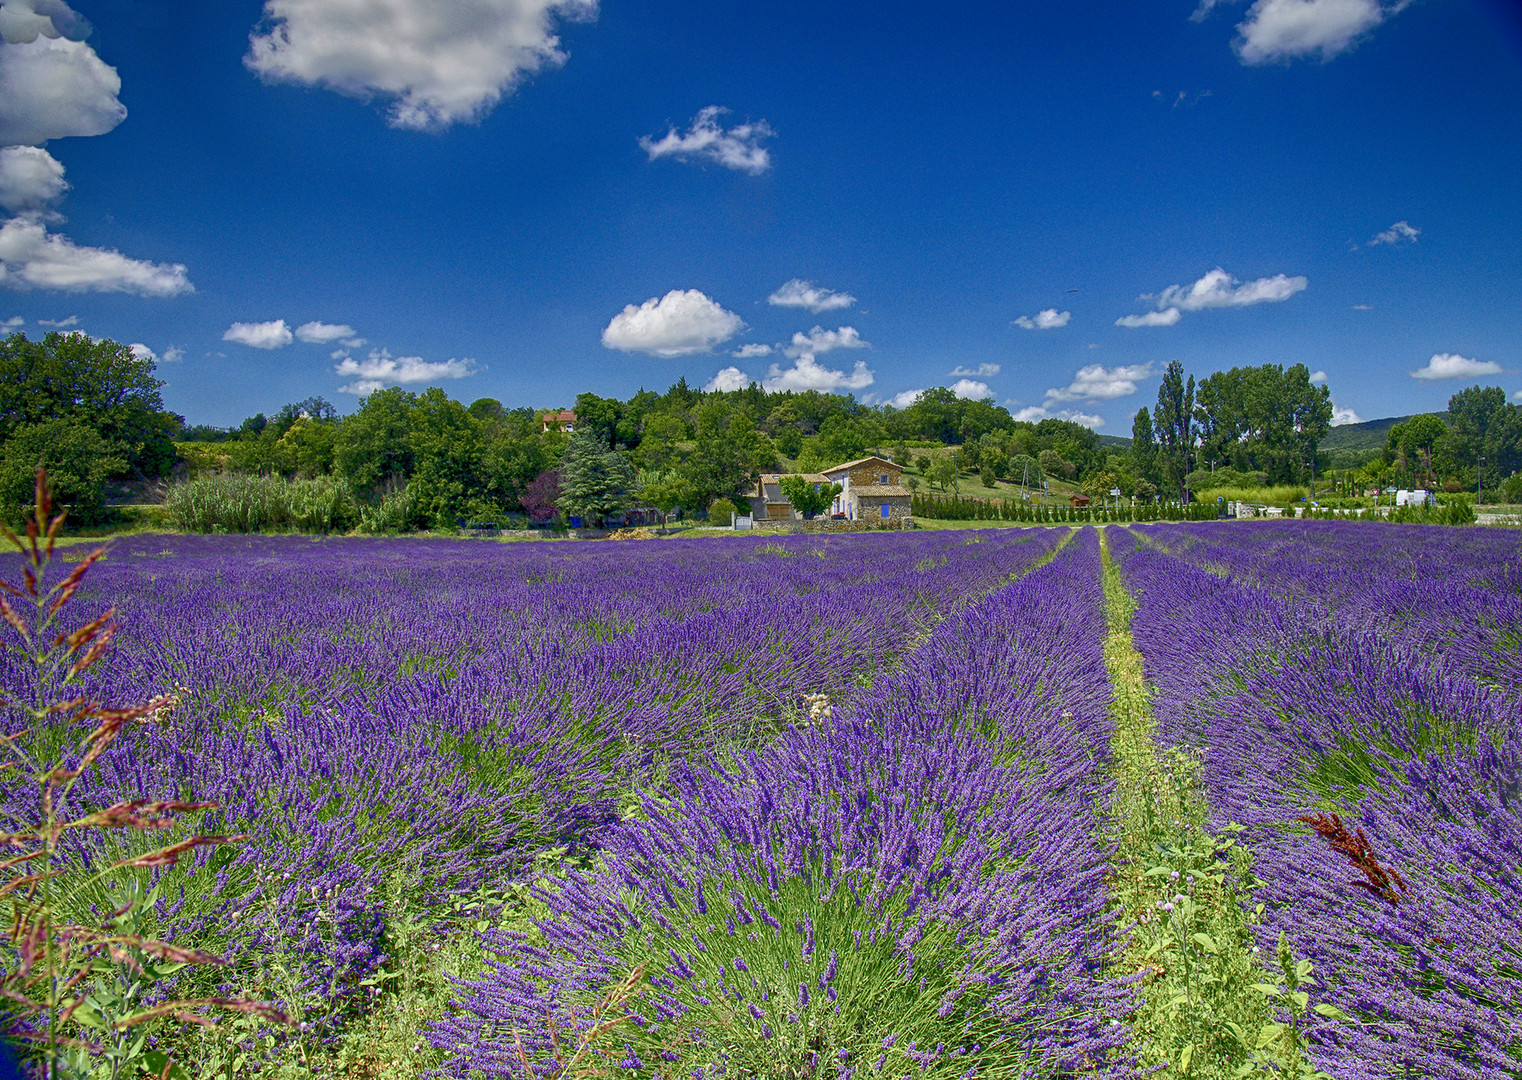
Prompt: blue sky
<box><xmin>1</xmin><ymin>0</ymin><xmax>1519</xmax><ymax>429</ymax></box>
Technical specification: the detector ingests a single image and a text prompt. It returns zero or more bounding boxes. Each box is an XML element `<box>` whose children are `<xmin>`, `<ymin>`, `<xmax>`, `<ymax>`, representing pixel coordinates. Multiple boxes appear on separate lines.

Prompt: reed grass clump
<box><xmin>164</xmin><ymin>474</ymin><xmax>360</xmax><ymax>534</ymax></box>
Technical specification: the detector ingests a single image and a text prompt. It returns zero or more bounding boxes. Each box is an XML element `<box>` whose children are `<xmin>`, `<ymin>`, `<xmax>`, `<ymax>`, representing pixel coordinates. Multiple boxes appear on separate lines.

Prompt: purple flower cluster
<box><xmin>1112</xmin><ymin>524</ymin><xmax>1522</xmax><ymax>1080</ymax></box>
<box><xmin>432</xmin><ymin>530</ymin><xmax>1134</xmax><ymax>1078</ymax></box>
<box><xmin>0</xmin><ymin>529</ymin><xmax>1068</xmax><ymax>1034</ymax></box>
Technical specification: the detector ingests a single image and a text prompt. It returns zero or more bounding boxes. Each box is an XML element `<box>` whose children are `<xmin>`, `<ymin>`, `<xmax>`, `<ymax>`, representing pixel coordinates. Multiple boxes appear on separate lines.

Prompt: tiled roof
<box><xmin>853</xmin><ymin>485</ymin><xmax>911</xmax><ymax>497</ymax></box>
<box><xmin>822</xmin><ymin>455</ymin><xmax>897</xmax><ymax>474</ymax></box>
<box><xmin>760</xmin><ymin>473</ymin><xmax>829</xmax><ymax>483</ymax></box>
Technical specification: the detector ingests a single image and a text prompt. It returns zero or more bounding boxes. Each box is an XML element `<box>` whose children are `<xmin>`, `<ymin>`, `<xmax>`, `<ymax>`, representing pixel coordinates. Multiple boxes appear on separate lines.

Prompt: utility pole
<box><xmin>1478</xmin><ymin>456</ymin><xmax>1484</xmax><ymax>504</ymax></box>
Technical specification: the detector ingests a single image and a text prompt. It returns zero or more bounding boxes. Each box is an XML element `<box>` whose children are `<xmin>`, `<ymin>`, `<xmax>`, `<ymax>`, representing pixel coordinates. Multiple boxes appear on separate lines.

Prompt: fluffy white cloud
<box><xmin>639</xmin><ymin>106</ymin><xmax>773</xmax><ymax>174</ymax></box>
<box><xmin>731</xmin><ymin>343</ymin><xmax>772</xmax><ymax>358</ymax></box>
<box><xmin>0</xmin><ymin>218</ymin><xmax>192</xmax><ymax>296</ymax></box>
<box><xmin>2</xmin><ymin>316</ymin><xmax>21</xmax><ymax>328</ymax></box>
<box><xmin>1309</xmin><ymin>369</ymin><xmax>1328</xmax><ymax>383</ymax></box>
<box><xmin>223</xmin><ymin>319</ymin><xmax>294</xmax><ymax>349</ymax></box>
<box><xmin>1013</xmin><ymin>308</ymin><xmax>1071</xmax><ymax>330</ymax></box>
<box><xmin>783</xmin><ymin>325</ymin><xmax>867</xmax><ymax>359</ymax></box>
<box><xmin>160</xmin><ymin>345</ymin><xmax>184</xmax><ymax>363</ymax></box>
<box><xmin>1156</xmin><ymin>267</ymin><xmax>1308</xmax><ymax>310</ymax></box>
<box><xmin>703</xmin><ymin>365</ymin><xmax>750</xmax><ymax>392</ymax></box>
<box><xmin>950</xmin><ymin>363</ymin><xmax>1000</xmax><ymax>377</ymax></box>
<box><xmin>295</xmin><ymin>320</ymin><xmax>359</xmax><ymax>344</ymax></box>
<box><xmin>886</xmin><ymin>389</ymin><xmax>925</xmax><ymax>409</ymax></box>
<box><xmin>245</xmin><ymin>0</ymin><xmax>594</xmax><ymax>130</ymax></box>
<box><xmin>762</xmin><ymin>354</ymin><xmax>874</xmax><ymax>394</ymax></box>
<box><xmin>766</xmin><ymin>279</ymin><xmax>855</xmax><ymax>313</ymax></box>
<box><xmin>334</xmin><ymin>347</ymin><xmax>478</xmax><ymax>394</ymax></box>
<box><xmin>0</xmin><ymin>35</ymin><xmax>125</xmax><ymax>146</ymax></box>
<box><xmin>1368</xmin><ymin>220</ymin><xmax>1419</xmax><ymax>246</ymax></box>
<box><xmin>0</xmin><ymin>0</ymin><xmax>91</xmax><ymax>44</ymax></box>
<box><xmin>128</xmin><ymin>342</ymin><xmax>154</xmax><ymax>361</ymax></box>
<box><xmin>1012</xmin><ymin>405</ymin><xmax>1106</xmax><ymax>429</ymax></box>
<box><xmin>0</xmin><ymin>147</ymin><xmax>68</xmax><ymax>215</ymax></box>
<box><xmin>601</xmin><ymin>289</ymin><xmax>743</xmax><ymax>357</ymax></box>
<box><xmin>1330</xmin><ymin>404</ymin><xmax>1362</xmax><ymax>426</ymax></box>
<box><xmin>1410</xmin><ymin>353</ymin><xmax>1502</xmax><ymax>381</ymax></box>
<box><xmin>948</xmin><ymin>379</ymin><xmax>993</xmax><ymax>400</ymax></box>
<box><xmin>1235</xmin><ymin>0</ymin><xmax>1394</xmax><ymax>64</ymax></box>
<box><xmin>1115</xmin><ymin>308</ymin><xmax>1182</xmax><ymax>328</ymax></box>
<box><xmin>1045</xmin><ymin>362</ymin><xmax>1157</xmax><ymax>403</ymax></box>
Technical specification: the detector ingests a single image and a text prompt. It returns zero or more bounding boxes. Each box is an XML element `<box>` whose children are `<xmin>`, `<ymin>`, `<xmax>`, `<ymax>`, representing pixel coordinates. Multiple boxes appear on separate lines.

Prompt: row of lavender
<box><xmin>1111</xmin><ymin>525</ymin><xmax>1522</xmax><ymax>1080</ymax></box>
<box><xmin>1</xmin><ymin>529</ymin><xmax>1068</xmax><ymax>1044</ymax></box>
<box><xmin>432</xmin><ymin>529</ymin><xmax>1134</xmax><ymax>1078</ymax></box>
<box><xmin>1135</xmin><ymin>520</ymin><xmax>1522</xmax><ymax>699</ymax></box>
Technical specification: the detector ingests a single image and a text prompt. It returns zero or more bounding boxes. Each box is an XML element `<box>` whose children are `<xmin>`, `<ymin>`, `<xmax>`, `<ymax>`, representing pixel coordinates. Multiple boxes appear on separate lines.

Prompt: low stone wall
<box><xmin>747</xmin><ymin>517</ymin><xmax>911</xmax><ymax>534</ymax></box>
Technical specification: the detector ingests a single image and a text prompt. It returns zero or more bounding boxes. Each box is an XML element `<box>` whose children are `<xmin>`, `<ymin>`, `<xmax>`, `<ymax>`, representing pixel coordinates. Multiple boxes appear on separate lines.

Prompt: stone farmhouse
<box><xmin>748</xmin><ymin>455</ymin><xmax>913</xmax><ymax>524</ymax></box>
<box><xmin>540</xmin><ymin>410</ymin><xmax>577</xmax><ymax>433</ymax></box>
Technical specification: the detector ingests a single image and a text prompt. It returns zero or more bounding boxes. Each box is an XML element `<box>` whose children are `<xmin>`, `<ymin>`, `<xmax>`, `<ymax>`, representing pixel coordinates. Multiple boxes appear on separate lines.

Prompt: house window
<box><xmin>814</xmin><ymin>482</ymin><xmax>821</xmax><ymax>493</ymax></box>
<box><xmin>879</xmin><ymin>474</ymin><xmax>889</xmax><ymax>484</ymax></box>
<box><xmin>880</xmin><ymin>504</ymin><xmax>890</xmax><ymax>518</ymax></box>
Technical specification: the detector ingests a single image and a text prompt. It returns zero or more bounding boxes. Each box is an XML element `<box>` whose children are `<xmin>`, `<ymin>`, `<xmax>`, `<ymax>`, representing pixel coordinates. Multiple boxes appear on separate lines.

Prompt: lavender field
<box><xmin>1</xmin><ymin>522</ymin><xmax>1519</xmax><ymax>1079</ymax></box>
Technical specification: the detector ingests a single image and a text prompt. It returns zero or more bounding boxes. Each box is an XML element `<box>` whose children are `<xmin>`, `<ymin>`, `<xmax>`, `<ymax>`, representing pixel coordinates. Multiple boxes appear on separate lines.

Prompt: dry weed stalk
<box><xmin>0</xmin><ymin>467</ymin><xmax>284</xmax><ymax>1079</ymax></box>
<box><xmin>1297</xmin><ymin>811</ymin><xmax>1409</xmax><ymax>905</ymax></box>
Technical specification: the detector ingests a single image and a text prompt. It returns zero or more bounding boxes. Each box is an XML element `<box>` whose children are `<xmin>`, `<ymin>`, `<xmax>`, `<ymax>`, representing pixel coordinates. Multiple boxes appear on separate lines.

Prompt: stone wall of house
<box><xmin>747</xmin><ymin>516</ymin><xmax>911</xmax><ymax>534</ymax></box>
<box><xmin>831</xmin><ymin>461</ymin><xmax>903</xmax><ymax>486</ymax></box>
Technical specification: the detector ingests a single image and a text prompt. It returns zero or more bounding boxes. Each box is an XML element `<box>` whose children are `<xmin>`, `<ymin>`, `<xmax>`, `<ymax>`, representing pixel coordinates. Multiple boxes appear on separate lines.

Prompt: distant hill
<box><xmin>1096</xmin><ymin>433</ymin><xmax>1132</xmax><ymax>449</ymax></box>
<box><xmin>1322</xmin><ymin>414</ymin><xmax>1445</xmax><ymax>451</ymax></box>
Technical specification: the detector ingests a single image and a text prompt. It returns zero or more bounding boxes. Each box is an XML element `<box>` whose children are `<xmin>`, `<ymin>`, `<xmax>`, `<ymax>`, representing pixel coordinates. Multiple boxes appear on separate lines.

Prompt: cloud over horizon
<box><xmin>703</xmin><ymin>365</ymin><xmax>750</xmax><ymax>392</ymax></box>
<box><xmin>1045</xmin><ymin>362</ymin><xmax>1157</xmax><ymax>403</ymax></box>
<box><xmin>601</xmin><ymin>289</ymin><xmax>743</xmax><ymax>357</ymax></box>
<box><xmin>1410</xmin><ymin>353</ymin><xmax>1502</xmax><ymax>380</ymax></box>
<box><xmin>245</xmin><ymin>0</ymin><xmax>595</xmax><ymax>130</ymax></box>
<box><xmin>640</xmin><ymin>106</ymin><xmax>773</xmax><ymax>174</ymax></box>
<box><xmin>1013</xmin><ymin>308</ymin><xmax>1071</xmax><ymax>330</ymax></box>
<box><xmin>766</xmin><ymin>278</ymin><xmax>854</xmax><ymax>313</ymax></box>
<box><xmin>223</xmin><ymin>319</ymin><xmax>294</xmax><ymax>349</ymax></box>
<box><xmin>762</xmin><ymin>354</ymin><xmax>873</xmax><ymax>394</ymax></box>
<box><xmin>783</xmin><ymin>325</ymin><xmax>867</xmax><ymax>359</ymax></box>
<box><xmin>0</xmin><ymin>218</ymin><xmax>193</xmax><ymax>295</ymax></box>
<box><xmin>1011</xmin><ymin>405</ymin><xmax>1105</xmax><ymax>429</ymax></box>
<box><xmin>1116</xmin><ymin>308</ymin><xmax>1182</xmax><ymax>328</ymax></box>
<box><xmin>334</xmin><ymin>347</ymin><xmax>478</xmax><ymax>394</ymax></box>
<box><xmin>0</xmin><ymin>147</ymin><xmax>68</xmax><ymax>215</ymax></box>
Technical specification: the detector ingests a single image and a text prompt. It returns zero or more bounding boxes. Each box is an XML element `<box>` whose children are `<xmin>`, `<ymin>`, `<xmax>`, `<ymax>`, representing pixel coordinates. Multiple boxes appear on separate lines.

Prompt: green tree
<box><xmin>1131</xmin><ymin>407</ymin><xmax>1158</xmax><ymax>484</ymax></box>
<box><xmin>0</xmin><ymin>420</ymin><xmax>126</xmax><ymax>524</ymax></box>
<box><xmin>556</xmin><ymin>432</ymin><xmax>636</xmax><ymax>525</ymax></box>
<box><xmin>1385</xmin><ymin>413</ymin><xmax>1448</xmax><ymax>486</ymax></box>
<box><xmin>0</xmin><ymin>332</ymin><xmax>179</xmax><ymax>478</ymax></box>
<box><xmin>928</xmin><ymin>455</ymin><xmax>960</xmax><ymax>492</ymax></box>
<box><xmin>1192</xmin><ymin>364</ymin><xmax>1331</xmax><ymax>482</ymax></box>
<box><xmin>1442</xmin><ymin>386</ymin><xmax>1520</xmax><ymax>493</ymax></box>
<box><xmin>777</xmin><ymin>475</ymin><xmax>841</xmax><ymax>518</ymax></box>
<box><xmin>334</xmin><ymin>388</ymin><xmax>418</xmax><ymax>492</ymax></box>
<box><xmin>1154</xmin><ymin>361</ymin><xmax>1195</xmax><ymax>498</ymax></box>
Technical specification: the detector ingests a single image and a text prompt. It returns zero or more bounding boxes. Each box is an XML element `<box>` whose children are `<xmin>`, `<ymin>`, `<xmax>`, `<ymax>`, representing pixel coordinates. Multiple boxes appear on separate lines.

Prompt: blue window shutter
<box><xmin>880</xmin><ymin>504</ymin><xmax>890</xmax><ymax>518</ymax></box>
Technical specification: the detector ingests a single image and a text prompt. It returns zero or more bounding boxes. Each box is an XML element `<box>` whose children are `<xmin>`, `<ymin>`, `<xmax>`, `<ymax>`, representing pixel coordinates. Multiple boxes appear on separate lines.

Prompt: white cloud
<box><xmin>1330</xmin><ymin>404</ymin><xmax>1362</xmax><ymax>426</ymax></box>
<box><xmin>1235</xmin><ymin>0</ymin><xmax>1394</xmax><ymax>64</ymax></box>
<box><xmin>948</xmin><ymin>378</ymin><xmax>993</xmax><ymax>400</ymax></box>
<box><xmin>783</xmin><ymin>325</ymin><xmax>867</xmax><ymax>359</ymax></box>
<box><xmin>334</xmin><ymin>347</ymin><xmax>479</xmax><ymax>394</ymax></box>
<box><xmin>1309</xmin><ymin>369</ymin><xmax>1327</xmax><ymax>383</ymax></box>
<box><xmin>1352</xmin><ymin>303</ymin><xmax>1372</xmax><ymax>310</ymax></box>
<box><xmin>1116</xmin><ymin>308</ymin><xmax>1182</xmax><ymax>328</ymax></box>
<box><xmin>160</xmin><ymin>345</ymin><xmax>184</xmax><ymax>363</ymax></box>
<box><xmin>761</xmin><ymin>354</ymin><xmax>874</xmax><ymax>394</ymax></box>
<box><xmin>703</xmin><ymin>365</ymin><xmax>750</xmax><ymax>392</ymax></box>
<box><xmin>1410</xmin><ymin>353</ymin><xmax>1502</xmax><ymax>381</ymax></box>
<box><xmin>950</xmin><ymin>363</ymin><xmax>1000</xmax><ymax>377</ymax></box>
<box><xmin>128</xmin><ymin>342</ymin><xmax>154</xmax><ymax>362</ymax></box>
<box><xmin>1156</xmin><ymin>267</ymin><xmax>1308</xmax><ymax>311</ymax></box>
<box><xmin>601</xmin><ymin>289</ymin><xmax>743</xmax><ymax>357</ymax></box>
<box><xmin>0</xmin><ymin>147</ymin><xmax>68</xmax><ymax>215</ymax></box>
<box><xmin>37</xmin><ymin>314</ymin><xmax>77</xmax><ymax>326</ymax></box>
<box><xmin>223</xmin><ymin>319</ymin><xmax>294</xmax><ymax>349</ymax></box>
<box><xmin>245</xmin><ymin>0</ymin><xmax>594</xmax><ymax>131</ymax></box>
<box><xmin>1013</xmin><ymin>308</ymin><xmax>1071</xmax><ymax>330</ymax></box>
<box><xmin>887</xmin><ymin>389</ymin><xmax>924</xmax><ymax>409</ymax></box>
<box><xmin>0</xmin><ymin>35</ymin><xmax>126</xmax><ymax>146</ymax></box>
<box><xmin>295</xmin><ymin>320</ymin><xmax>358</xmax><ymax>344</ymax></box>
<box><xmin>1368</xmin><ymin>220</ymin><xmax>1419</xmax><ymax>246</ymax></box>
<box><xmin>0</xmin><ymin>218</ymin><xmax>192</xmax><ymax>296</ymax></box>
<box><xmin>731</xmin><ymin>342</ymin><xmax>772</xmax><ymax>358</ymax></box>
<box><xmin>766</xmin><ymin>279</ymin><xmax>854</xmax><ymax>313</ymax></box>
<box><xmin>639</xmin><ymin>106</ymin><xmax>773</xmax><ymax>174</ymax></box>
<box><xmin>2</xmin><ymin>316</ymin><xmax>22</xmax><ymax>328</ymax></box>
<box><xmin>1045</xmin><ymin>362</ymin><xmax>1157</xmax><ymax>403</ymax></box>
<box><xmin>1012</xmin><ymin>405</ymin><xmax>1106</xmax><ymax>429</ymax></box>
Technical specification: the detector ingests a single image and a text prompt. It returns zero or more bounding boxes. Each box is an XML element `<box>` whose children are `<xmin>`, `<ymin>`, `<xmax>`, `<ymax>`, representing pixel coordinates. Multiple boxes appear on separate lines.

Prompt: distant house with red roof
<box><xmin>540</xmin><ymin>410</ymin><xmax>577</xmax><ymax>433</ymax></box>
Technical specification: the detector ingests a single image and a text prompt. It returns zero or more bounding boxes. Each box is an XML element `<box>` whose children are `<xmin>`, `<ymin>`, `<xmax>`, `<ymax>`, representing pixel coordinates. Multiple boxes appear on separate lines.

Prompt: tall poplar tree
<box><xmin>1154</xmin><ymin>361</ymin><xmax>1195</xmax><ymax>499</ymax></box>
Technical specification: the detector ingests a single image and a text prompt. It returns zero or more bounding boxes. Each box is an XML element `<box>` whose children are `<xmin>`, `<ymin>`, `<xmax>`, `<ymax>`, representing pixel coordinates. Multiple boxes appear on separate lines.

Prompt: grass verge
<box><xmin>1097</xmin><ymin>529</ymin><xmax>1333</xmax><ymax>1079</ymax></box>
